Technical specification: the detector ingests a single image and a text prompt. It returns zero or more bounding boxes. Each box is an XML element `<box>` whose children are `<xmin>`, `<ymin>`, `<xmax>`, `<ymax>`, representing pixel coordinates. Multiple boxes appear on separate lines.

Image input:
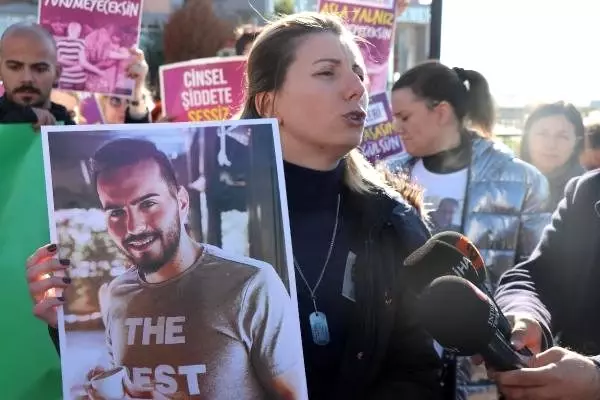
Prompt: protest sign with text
<box><xmin>160</xmin><ymin>57</ymin><xmax>246</xmax><ymax>122</ymax></box>
<box><xmin>318</xmin><ymin>0</ymin><xmax>397</xmax><ymax>94</ymax></box>
<box><xmin>360</xmin><ymin>92</ymin><xmax>404</xmax><ymax>162</ymax></box>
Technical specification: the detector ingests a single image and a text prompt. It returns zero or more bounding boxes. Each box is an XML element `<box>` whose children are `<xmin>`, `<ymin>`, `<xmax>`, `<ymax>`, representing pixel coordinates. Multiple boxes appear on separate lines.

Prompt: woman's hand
<box><xmin>25</xmin><ymin>243</ymin><xmax>71</xmax><ymax>327</ymax></box>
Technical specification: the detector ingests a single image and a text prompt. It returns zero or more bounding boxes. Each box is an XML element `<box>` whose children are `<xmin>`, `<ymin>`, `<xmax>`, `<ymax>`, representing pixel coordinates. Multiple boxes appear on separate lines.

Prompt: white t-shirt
<box><xmin>411</xmin><ymin>159</ymin><xmax>468</xmax><ymax>233</ymax></box>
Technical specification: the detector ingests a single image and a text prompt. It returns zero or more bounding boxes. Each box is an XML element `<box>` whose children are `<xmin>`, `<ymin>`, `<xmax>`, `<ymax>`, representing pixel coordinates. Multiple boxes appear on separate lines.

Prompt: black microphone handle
<box><xmin>481</xmin><ymin>330</ymin><xmax>531</xmax><ymax>371</ymax></box>
<box><xmin>476</xmin><ymin>285</ymin><xmax>535</xmax><ymax>358</ymax></box>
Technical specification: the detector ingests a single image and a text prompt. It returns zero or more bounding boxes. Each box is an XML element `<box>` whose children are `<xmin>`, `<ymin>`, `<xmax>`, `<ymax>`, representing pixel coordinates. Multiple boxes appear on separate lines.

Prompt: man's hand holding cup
<box><xmin>85</xmin><ymin>366</ymin><xmax>180</xmax><ymax>399</ymax></box>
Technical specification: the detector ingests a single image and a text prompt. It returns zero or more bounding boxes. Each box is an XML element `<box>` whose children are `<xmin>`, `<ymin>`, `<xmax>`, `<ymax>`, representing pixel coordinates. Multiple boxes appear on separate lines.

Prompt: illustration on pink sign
<box><xmin>38</xmin><ymin>0</ymin><xmax>144</xmax><ymax>97</ymax></box>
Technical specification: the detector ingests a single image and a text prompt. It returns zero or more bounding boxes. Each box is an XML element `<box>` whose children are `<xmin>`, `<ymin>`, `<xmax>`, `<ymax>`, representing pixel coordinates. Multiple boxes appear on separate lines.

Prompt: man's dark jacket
<box><xmin>495</xmin><ymin>169</ymin><xmax>600</xmax><ymax>357</ymax></box>
<box><xmin>0</xmin><ymin>94</ymin><xmax>150</xmax><ymax>124</ymax></box>
<box><xmin>0</xmin><ymin>95</ymin><xmax>77</xmax><ymax>125</ymax></box>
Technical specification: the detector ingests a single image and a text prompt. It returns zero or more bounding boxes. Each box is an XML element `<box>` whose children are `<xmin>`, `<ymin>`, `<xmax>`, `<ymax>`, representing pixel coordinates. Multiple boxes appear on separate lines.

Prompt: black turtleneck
<box><xmin>421</xmin><ymin>131</ymin><xmax>472</xmax><ymax>174</ymax></box>
<box><xmin>284</xmin><ymin>160</ymin><xmax>353</xmax><ymax>399</ymax></box>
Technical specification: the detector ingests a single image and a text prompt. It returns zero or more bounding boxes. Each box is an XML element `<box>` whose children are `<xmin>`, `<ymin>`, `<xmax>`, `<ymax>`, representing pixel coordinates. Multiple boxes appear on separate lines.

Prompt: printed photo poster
<box><xmin>160</xmin><ymin>57</ymin><xmax>246</xmax><ymax>123</ymax></box>
<box><xmin>411</xmin><ymin>160</ymin><xmax>467</xmax><ymax>236</ymax></box>
<box><xmin>40</xmin><ymin>121</ymin><xmax>308</xmax><ymax>400</ymax></box>
<box><xmin>318</xmin><ymin>0</ymin><xmax>397</xmax><ymax>94</ymax></box>
<box><xmin>38</xmin><ymin>0</ymin><xmax>144</xmax><ymax>96</ymax></box>
<box><xmin>360</xmin><ymin>92</ymin><xmax>404</xmax><ymax>163</ymax></box>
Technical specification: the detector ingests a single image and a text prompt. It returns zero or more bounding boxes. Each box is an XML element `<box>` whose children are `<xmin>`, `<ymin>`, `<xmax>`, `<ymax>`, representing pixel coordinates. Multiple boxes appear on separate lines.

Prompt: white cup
<box><xmin>90</xmin><ymin>366</ymin><xmax>127</xmax><ymax>399</ymax></box>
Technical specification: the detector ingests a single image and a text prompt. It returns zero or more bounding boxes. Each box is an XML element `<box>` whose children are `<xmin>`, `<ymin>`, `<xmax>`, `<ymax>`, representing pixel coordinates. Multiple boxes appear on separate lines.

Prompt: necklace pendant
<box><xmin>309</xmin><ymin>311</ymin><xmax>330</xmax><ymax>346</ymax></box>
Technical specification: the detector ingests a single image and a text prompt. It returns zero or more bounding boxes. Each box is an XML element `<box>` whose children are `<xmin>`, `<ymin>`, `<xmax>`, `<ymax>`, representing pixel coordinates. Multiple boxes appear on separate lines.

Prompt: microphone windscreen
<box><xmin>403</xmin><ymin>239</ymin><xmax>482</xmax><ymax>292</ymax></box>
<box><xmin>416</xmin><ymin>275</ymin><xmax>497</xmax><ymax>355</ymax></box>
<box><xmin>431</xmin><ymin>231</ymin><xmax>486</xmax><ymax>273</ymax></box>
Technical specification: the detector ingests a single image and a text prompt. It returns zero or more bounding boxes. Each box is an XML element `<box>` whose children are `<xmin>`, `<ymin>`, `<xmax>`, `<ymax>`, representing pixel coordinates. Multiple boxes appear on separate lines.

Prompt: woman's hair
<box><xmin>586</xmin><ymin>124</ymin><xmax>600</xmax><ymax>150</ymax></box>
<box><xmin>519</xmin><ymin>101</ymin><xmax>585</xmax><ymax>164</ymax></box>
<box><xmin>51</xmin><ymin>90</ymin><xmax>83</xmax><ymax>122</ymax></box>
<box><xmin>391</xmin><ymin>61</ymin><xmax>496</xmax><ymax>136</ymax></box>
<box><xmin>237</xmin><ymin>11</ymin><xmax>424</xmax><ymax>213</ymax></box>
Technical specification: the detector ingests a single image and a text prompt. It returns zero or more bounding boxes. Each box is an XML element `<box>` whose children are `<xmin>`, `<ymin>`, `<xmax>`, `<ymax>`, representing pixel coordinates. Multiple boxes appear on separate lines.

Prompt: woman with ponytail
<box><xmin>389</xmin><ymin>61</ymin><xmax>551</xmax><ymax>399</ymax></box>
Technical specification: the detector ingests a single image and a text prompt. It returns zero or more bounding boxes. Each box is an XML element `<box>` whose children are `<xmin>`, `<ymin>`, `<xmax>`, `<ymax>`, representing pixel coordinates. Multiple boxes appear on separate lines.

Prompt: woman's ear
<box><xmin>254</xmin><ymin>92</ymin><xmax>274</xmax><ymax>117</ymax></box>
<box><xmin>433</xmin><ymin>100</ymin><xmax>455</xmax><ymax>127</ymax></box>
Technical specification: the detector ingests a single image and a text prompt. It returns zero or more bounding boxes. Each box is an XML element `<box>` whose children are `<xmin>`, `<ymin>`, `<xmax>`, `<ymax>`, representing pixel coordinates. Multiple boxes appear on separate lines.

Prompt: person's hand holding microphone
<box><xmin>492</xmin><ymin>347</ymin><xmax>600</xmax><ymax>400</ymax></box>
<box><xmin>504</xmin><ymin>313</ymin><xmax>544</xmax><ymax>355</ymax></box>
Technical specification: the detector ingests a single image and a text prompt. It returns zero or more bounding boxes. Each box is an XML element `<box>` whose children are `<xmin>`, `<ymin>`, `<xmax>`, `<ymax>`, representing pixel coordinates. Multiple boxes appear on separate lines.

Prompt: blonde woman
<box><xmin>27</xmin><ymin>12</ymin><xmax>443</xmax><ymax>399</ymax></box>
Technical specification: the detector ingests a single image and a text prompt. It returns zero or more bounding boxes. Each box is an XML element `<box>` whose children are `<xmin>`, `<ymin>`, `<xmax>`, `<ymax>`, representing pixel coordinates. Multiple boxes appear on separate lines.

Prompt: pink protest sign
<box><xmin>79</xmin><ymin>93</ymin><xmax>104</xmax><ymax>124</ymax></box>
<box><xmin>38</xmin><ymin>0</ymin><xmax>144</xmax><ymax>97</ymax></box>
<box><xmin>159</xmin><ymin>57</ymin><xmax>246</xmax><ymax>122</ymax></box>
<box><xmin>318</xmin><ymin>0</ymin><xmax>397</xmax><ymax>94</ymax></box>
<box><xmin>360</xmin><ymin>92</ymin><xmax>404</xmax><ymax>162</ymax></box>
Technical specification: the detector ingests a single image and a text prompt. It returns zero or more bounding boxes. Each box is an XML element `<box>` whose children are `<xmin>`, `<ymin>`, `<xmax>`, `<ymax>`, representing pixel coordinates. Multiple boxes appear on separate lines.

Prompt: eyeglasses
<box><xmin>109</xmin><ymin>97</ymin><xmax>130</xmax><ymax>107</ymax></box>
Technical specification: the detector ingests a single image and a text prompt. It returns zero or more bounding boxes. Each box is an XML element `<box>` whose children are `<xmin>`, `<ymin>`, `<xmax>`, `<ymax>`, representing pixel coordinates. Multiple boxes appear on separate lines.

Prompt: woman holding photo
<box><xmin>25</xmin><ymin>12</ymin><xmax>444</xmax><ymax>399</ymax></box>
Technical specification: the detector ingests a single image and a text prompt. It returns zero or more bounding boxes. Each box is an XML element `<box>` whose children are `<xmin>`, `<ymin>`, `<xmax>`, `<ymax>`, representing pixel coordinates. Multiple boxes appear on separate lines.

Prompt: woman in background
<box><xmin>520</xmin><ymin>102</ymin><xmax>585</xmax><ymax>210</ymax></box>
<box><xmin>580</xmin><ymin>124</ymin><xmax>600</xmax><ymax>170</ymax></box>
<box><xmin>96</xmin><ymin>88</ymin><xmax>153</xmax><ymax>124</ymax></box>
<box><xmin>389</xmin><ymin>61</ymin><xmax>550</xmax><ymax>286</ymax></box>
<box><xmin>50</xmin><ymin>90</ymin><xmax>84</xmax><ymax>123</ymax></box>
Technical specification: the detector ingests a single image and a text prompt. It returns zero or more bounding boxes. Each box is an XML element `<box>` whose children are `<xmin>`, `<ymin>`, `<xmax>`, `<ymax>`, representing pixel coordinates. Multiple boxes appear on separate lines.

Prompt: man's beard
<box><xmin>8</xmin><ymin>85</ymin><xmax>48</xmax><ymax>107</ymax></box>
<box><xmin>121</xmin><ymin>218</ymin><xmax>181</xmax><ymax>275</ymax></box>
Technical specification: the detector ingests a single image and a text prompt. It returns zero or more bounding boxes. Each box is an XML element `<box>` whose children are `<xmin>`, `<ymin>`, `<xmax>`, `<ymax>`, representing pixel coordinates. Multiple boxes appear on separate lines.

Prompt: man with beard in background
<box><xmin>0</xmin><ymin>21</ymin><xmax>151</xmax><ymax>126</ymax></box>
<box><xmin>78</xmin><ymin>138</ymin><xmax>306</xmax><ymax>400</ymax></box>
<box><xmin>0</xmin><ymin>22</ymin><xmax>70</xmax><ymax>126</ymax></box>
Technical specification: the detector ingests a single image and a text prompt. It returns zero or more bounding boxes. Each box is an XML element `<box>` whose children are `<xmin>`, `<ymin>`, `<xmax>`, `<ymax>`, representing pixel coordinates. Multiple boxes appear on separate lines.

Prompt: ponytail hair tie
<box><xmin>453</xmin><ymin>67</ymin><xmax>467</xmax><ymax>82</ymax></box>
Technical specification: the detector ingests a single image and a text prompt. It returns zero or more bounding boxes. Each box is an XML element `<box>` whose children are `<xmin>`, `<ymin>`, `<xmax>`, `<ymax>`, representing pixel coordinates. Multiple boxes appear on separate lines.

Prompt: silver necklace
<box><xmin>293</xmin><ymin>193</ymin><xmax>340</xmax><ymax>346</ymax></box>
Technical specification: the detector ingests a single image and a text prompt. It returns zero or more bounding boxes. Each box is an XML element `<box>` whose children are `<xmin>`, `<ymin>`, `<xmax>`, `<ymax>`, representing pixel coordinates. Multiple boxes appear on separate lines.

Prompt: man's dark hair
<box><xmin>235</xmin><ymin>32</ymin><xmax>258</xmax><ymax>56</ymax></box>
<box><xmin>91</xmin><ymin>138</ymin><xmax>179</xmax><ymax>195</ymax></box>
<box><xmin>438</xmin><ymin>197</ymin><xmax>459</xmax><ymax>208</ymax></box>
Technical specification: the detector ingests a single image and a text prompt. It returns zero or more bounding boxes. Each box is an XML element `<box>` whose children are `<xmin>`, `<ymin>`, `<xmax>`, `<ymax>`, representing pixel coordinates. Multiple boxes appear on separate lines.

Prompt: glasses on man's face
<box><xmin>109</xmin><ymin>96</ymin><xmax>130</xmax><ymax>108</ymax></box>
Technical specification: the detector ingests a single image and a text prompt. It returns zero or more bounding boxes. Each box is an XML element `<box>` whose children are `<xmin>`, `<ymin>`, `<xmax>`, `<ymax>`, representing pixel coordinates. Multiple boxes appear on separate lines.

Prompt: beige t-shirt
<box><xmin>103</xmin><ymin>244</ymin><xmax>303</xmax><ymax>399</ymax></box>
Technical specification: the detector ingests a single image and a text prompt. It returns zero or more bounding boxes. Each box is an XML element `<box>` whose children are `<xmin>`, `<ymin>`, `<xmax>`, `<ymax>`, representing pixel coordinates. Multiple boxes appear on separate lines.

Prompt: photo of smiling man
<box><xmin>41</xmin><ymin>122</ymin><xmax>306</xmax><ymax>400</ymax></box>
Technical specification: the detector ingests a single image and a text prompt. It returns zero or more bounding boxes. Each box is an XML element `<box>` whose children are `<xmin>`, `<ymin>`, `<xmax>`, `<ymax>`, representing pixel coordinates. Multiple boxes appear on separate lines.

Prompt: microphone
<box><xmin>403</xmin><ymin>236</ymin><xmax>485</xmax><ymax>293</ymax></box>
<box><xmin>403</xmin><ymin>240</ymin><xmax>516</xmax><ymax>350</ymax></box>
<box><xmin>430</xmin><ymin>231</ymin><xmax>487</xmax><ymax>281</ymax></box>
<box><xmin>416</xmin><ymin>276</ymin><xmax>532</xmax><ymax>371</ymax></box>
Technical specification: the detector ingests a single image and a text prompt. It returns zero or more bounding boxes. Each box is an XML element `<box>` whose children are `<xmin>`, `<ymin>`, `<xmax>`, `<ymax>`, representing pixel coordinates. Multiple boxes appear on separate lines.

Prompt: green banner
<box><xmin>0</xmin><ymin>124</ymin><xmax>62</xmax><ymax>400</ymax></box>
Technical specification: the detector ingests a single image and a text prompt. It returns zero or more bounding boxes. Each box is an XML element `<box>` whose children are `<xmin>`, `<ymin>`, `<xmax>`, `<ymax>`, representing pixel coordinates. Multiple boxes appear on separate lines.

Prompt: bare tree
<box><xmin>274</xmin><ymin>0</ymin><xmax>295</xmax><ymax>16</ymax></box>
<box><xmin>163</xmin><ymin>0</ymin><xmax>235</xmax><ymax>64</ymax></box>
